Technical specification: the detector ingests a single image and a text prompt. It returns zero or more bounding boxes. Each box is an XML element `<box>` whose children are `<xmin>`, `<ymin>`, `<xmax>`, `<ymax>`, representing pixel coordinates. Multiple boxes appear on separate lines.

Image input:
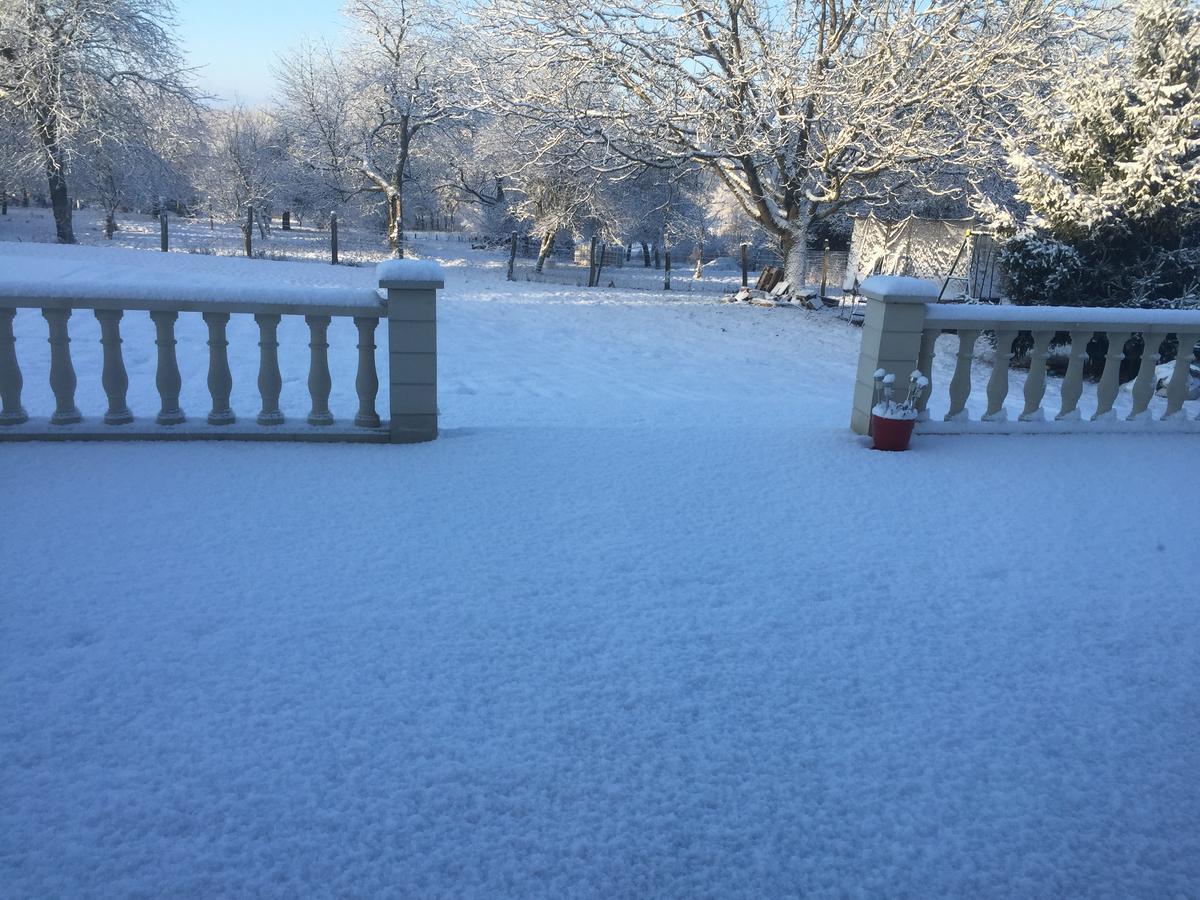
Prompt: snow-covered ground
<box><xmin>1</xmin><ymin>231</ymin><xmax>1198</xmax><ymax>897</ymax></box>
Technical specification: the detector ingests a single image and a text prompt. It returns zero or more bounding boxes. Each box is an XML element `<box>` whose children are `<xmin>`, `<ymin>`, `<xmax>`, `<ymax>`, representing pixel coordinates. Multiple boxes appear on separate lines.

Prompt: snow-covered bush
<box><xmin>1000</xmin><ymin>231</ymin><xmax>1087</xmax><ymax>306</ymax></box>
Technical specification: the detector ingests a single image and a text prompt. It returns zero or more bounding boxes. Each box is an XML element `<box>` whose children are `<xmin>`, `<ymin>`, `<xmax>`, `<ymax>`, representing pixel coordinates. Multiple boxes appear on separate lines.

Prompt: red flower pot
<box><xmin>871</xmin><ymin>414</ymin><xmax>916</xmax><ymax>451</ymax></box>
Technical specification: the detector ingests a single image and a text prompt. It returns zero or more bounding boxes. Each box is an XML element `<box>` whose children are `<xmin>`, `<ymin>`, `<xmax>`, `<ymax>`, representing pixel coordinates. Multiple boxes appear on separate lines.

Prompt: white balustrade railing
<box><xmin>851</xmin><ymin>276</ymin><xmax>1200</xmax><ymax>435</ymax></box>
<box><xmin>0</xmin><ymin>259</ymin><xmax>442</xmax><ymax>443</ymax></box>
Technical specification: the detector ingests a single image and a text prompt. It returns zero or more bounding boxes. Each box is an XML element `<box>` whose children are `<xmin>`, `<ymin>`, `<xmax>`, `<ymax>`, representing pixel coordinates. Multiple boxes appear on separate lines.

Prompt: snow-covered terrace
<box><xmin>2</xmin><ymin>241</ymin><xmax>1197</xmax><ymax>896</ymax></box>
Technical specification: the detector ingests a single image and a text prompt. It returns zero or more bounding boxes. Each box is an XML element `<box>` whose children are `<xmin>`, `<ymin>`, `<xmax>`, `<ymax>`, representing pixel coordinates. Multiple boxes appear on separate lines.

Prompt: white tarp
<box><xmin>845</xmin><ymin>214</ymin><xmax>1002</xmax><ymax>300</ymax></box>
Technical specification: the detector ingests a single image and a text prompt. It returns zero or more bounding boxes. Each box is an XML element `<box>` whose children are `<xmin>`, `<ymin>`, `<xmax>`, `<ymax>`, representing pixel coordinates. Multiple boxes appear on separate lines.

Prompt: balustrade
<box><xmin>0</xmin><ymin>260</ymin><xmax>441</xmax><ymax>443</ymax></box>
<box><xmin>0</xmin><ymin>308</ymin><xmax>27</xmax><ymax>425</ymax></box>
<box><xmin>852</xmin><ymin>276</ymin><xmax>1200</xmax><ymax>435</ymax></box>
<box><xmin>353</xmin><ymin>317</ymin><xmax>381</xmax><ymax>429</ymax></box>
<box><xmin>150</xmin><ymin>310</ymin><xmax>185</xmax><ymax>425</ymax></box>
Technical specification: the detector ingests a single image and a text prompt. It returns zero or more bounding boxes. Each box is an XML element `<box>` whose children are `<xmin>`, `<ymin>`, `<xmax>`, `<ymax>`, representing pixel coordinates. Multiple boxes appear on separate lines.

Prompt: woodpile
<box><xmin>722</xmin><ymin>267</ymin><xmax>826</xmax><ymax>310</ymax></box>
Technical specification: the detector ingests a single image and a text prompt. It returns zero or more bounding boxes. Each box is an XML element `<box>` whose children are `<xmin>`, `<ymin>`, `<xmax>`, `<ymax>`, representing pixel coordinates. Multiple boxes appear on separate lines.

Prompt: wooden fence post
<box><xmin>331</xmin><ymin>213</ymin><xmax>339</xmax><ymax>265</ymax></box>
<box><xmin>821</xmin><ymin>239</ymin><xmax>830</xmax><ymax>300</ymax></box>
<box><xmin>160</xmin><ymin>209</ymin><xmax>168</xmax><ymax>252</ymax></box>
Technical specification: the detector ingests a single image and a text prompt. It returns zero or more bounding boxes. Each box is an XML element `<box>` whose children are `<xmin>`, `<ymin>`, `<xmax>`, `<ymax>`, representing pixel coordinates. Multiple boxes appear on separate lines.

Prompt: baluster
<box><xmin>1128</xmin><ymin>332</ymin><xmax>1163</xmax><ymax>421</ymax></box>
<box><xmin>354</xmin><ymin>316</ymin><xmax>381</xmax><ymax>428</ymax></box>
<box><xmin>1092</xmin><ymin>330</ymin><xmax>1131</xmax><ymax>420</ymax></box>
<box><xmin>202</xmin><ymin>312</ymin><xmax>235</xmax><ymax>425</ymax></box>
<box><xmin>0</xmin><ymin>308</ymin><xmax>28</xmax><ymax>425</ymax></box>
<box><xmin>42</xmin><ymin>308</ymin><xmax>81</xmax><ymax>425</ymax></box>
<box><xmin>94</xmin><ymin>309</ymin><xmax>133</xmax><ymax>425</ymax></box>
<box><xmin>1020</xmin><ymin>331</ymin><xmax>1054</xmax><ymax>422</ymax></box>
<box><xmin>306</xmin><ymin>314</ymin><xmax>333</xmax><ymax>425</ymax></box>
<box><xmin>983</xmin><ymin>328</ymin><xmax>1019</xmax><ymax>421</ymax></box>
<box><xmin>944</xmin><ymin>329</ymin><xmax>979</xmax><ymax>422</ymax></box>
<box><xmin>1163</xmin><ymin>333</ymin><xmax>1199</xmax><ymax>420</ymax></box>
<box><xmin>254</xmin><ymin>313</ymin><xmax>284</xmax><ymax>425</ymax></box>
<box><xmin>915</xmin><ymin>329</ymin><xmax>936</xmax><ymax>422</ymax></box>
<box><xmin>150</xmin><ymin>311</ymin><xmax>185</xmax><ymax>424</ymax></box>
<box><xmin>1057</xmin><ymin>329</ymin><xmax>1092</xmax><ymax>421</ymax></box>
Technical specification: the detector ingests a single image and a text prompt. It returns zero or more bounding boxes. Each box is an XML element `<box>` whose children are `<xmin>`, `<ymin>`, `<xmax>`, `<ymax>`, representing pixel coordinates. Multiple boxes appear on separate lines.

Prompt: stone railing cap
<box><xmin>377</xmin><ymin>258</ymin><xmax>445</xmax><ymax>289</ymax></box>
<box><xmin>859</xmin><ymin>275</ymin><xmax>940</xmax><ymax>304</ymax></box>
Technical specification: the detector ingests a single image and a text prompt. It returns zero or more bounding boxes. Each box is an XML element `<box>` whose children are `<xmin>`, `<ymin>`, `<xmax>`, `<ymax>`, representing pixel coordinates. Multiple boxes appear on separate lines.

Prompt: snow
<box><xmin>377</xmin><ymin>257</ymin><xmax>446</xmax><ymax>286</ymax></box>
<box><xmin>871</xmin><ymin>401</ymin><xmax>918</xmax><ymax>419</ymax></box>
<box><xmin>0</xmin><ymin>241</ymin><xmax>381</xmax><ymax>312</ymax></box>
<box><xmin>925</xmin><ymin>303</ymin><xmax>1200</xmax><ymax>328</ymax></box>
<box><xmin>859</xmin><ymin>274</ymin><xmax>941</xmax><ymax>301</ymax></box>
<box><xmin>2</xmin><ymin>233</ymin><xmax>1199</xmax><ymax>897</ymax></box>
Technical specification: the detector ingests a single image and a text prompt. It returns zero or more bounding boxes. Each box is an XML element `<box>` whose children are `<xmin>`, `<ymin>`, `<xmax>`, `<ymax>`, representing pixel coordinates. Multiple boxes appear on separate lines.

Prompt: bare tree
<box><xmin>198</xmin><ymin>105</ymin><xmax>285</xmax><ymax>234</ymax></box>
<box><xmin>0</xmin><ymin>0</ymin><xmax>195</xmax><ymax>243</ymax></box>
<box><xmin>0</xmin><ymin>114</ymin><xmax>38</xmax><ymax>214</ymax></box>
<box><xmin>276</xmin><ymin>0</ymin><xmax>460</xmax><ymax>255</ymax></box>
<box><xmin>474</xmin><ymin>0</ymin><xmax>1110</xmax><ymax>285</ymax></box>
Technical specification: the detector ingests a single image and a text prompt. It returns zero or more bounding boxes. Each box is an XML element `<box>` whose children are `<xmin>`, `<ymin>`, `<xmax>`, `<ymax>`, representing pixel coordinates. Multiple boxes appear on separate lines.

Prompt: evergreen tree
<box><xmin>1003</xmin><ymin>0</ymin><xmax>1200</xmax><ymax>308</ymax></box>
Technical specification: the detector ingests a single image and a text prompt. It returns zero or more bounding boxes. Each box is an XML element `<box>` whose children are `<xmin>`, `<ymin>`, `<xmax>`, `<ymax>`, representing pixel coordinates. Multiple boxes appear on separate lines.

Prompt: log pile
<box><xmin>721</xmin><ymin>265</ymin><xmax>825</xmax><ymax>310</ymax></box>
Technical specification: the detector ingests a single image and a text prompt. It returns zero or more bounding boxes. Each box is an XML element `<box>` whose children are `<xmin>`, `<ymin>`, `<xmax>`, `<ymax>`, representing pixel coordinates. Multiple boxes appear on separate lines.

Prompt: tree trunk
<box><xmin>387</xmin><ymin>192</ymin><xmax>405</xmax><ymax>258</ymax></box>
<box><xmin>641</xmin><ymin>241</ymin><xmax>650</xmax><ymax>267</ymax></box>
<box><xmin>45</xmin><ymin>158</ymin><xmax>74</xmax><ymax>244</ymax></box>
<box><xmin>781</xmin><ymin>223</ymin><xmax>810</xmax><ymax>289</ymax></box>
<box><xmin>535</xmin><ymin>232</ymin><xmax>555</xmax><ymax>273</ymax></box>
<box><xmin>105</xmin><ymin>210</ymin><xmax>116</xmax><ymax>239</ymax></box>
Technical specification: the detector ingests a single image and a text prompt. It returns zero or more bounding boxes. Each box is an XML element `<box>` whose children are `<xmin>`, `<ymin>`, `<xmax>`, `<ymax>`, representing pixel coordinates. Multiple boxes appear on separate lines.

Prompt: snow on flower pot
<box><xmin>869</xmin><ymin>369</ymin><xmax>928</xmax><ymax>452</ymax></box>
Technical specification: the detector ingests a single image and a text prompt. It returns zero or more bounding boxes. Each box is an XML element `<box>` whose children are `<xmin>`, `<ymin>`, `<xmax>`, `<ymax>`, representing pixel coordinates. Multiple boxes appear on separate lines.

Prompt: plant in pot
<box><xmin>871</xmin><ymin>369</ymin><xmax>929</xmax><ymax>451</ymax></box>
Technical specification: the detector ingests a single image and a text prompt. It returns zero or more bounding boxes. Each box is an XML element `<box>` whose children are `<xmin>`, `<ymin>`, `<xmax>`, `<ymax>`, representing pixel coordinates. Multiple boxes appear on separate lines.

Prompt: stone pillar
<box><xmin>378</xmin><ymin>259</ymin><xmax>442</xmax><ymax>443</ymax></box>
<box><xmin>850</xmin><ymin>276</ymin><xmax>938</xmax><ymax>435</ymax></box>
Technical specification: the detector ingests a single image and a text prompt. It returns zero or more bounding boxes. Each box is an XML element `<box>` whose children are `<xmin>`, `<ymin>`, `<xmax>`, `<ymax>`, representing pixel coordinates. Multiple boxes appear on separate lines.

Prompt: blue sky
<box><xmin>176</xmin><ymin>0</ymin><xmax>348</xmax><ymax>106</ymax></box>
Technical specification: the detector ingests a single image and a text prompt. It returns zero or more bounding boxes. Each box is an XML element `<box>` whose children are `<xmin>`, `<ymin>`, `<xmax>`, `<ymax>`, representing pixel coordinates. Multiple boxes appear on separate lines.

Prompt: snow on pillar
<box><xmin>851</xmin><ymin>276</ymin><xmax>938</xmax><ymax>435</ymax></box>
<box><xmin>378</xmin><ymin>259</ymin><xmax>442</xmax><ymax>443</ymax></box>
